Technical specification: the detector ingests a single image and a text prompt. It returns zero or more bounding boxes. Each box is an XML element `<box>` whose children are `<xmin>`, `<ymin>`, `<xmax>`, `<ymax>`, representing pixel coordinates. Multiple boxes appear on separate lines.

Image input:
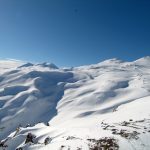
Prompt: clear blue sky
<box><xmin>0</xmin><ymin>0</ymin><xmax>150</xmax><ymax>67</ymax></box>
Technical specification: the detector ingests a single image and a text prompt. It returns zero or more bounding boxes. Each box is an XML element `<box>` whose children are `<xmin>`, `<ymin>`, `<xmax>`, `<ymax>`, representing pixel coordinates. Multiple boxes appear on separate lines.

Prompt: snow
<box><xmin>0</xmin><ymin>59</ymin><xmax>23</xmax><ymax>73</ymax></box>
<box><xmin>0</xmin><ymin>57</ymin><xmax>150</xmax><ymax>150</ymax></box>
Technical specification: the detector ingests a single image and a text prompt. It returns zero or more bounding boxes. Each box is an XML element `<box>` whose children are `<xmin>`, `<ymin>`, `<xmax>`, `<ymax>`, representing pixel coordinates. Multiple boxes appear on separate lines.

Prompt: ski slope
<box><xmin>0</xmin><ymin>57</ymin><xmax>150</xmax><ymax>150</ymax></box>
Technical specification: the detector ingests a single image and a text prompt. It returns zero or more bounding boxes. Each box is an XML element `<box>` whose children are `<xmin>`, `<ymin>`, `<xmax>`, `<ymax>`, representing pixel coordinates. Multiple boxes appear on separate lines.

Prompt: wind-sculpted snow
<box><xmin>0</xmin><ymin>66</ymin><xmax>74</xmax><ymax>140</ymax></box>
<box><xmin>0</xmin><ymin>57</ymin><xmax>150</xmax><ymax>150</ymax></box>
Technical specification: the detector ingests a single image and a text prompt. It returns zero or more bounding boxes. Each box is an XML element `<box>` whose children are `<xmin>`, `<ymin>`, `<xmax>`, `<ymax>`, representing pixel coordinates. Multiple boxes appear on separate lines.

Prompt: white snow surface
<box><xmin>0</xmin><ymin>57</ymin><xmax>150</xmax><ymax>150</ymax></box>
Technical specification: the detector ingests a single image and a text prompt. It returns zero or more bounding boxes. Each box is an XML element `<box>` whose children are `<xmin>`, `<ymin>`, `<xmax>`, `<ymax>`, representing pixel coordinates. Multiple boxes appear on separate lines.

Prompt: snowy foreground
<box><xmin>0</xmin><ymin>57</ymin><xmax>150</xmax><ymax>150</ymax></box>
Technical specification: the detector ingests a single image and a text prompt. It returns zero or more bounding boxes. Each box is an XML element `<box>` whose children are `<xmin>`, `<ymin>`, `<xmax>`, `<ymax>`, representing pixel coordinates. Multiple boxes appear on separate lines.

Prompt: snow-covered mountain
<box><xmin>0</xmin><ymin>57</ymin><xmax>150</xmax><ymax>150</ymax></box>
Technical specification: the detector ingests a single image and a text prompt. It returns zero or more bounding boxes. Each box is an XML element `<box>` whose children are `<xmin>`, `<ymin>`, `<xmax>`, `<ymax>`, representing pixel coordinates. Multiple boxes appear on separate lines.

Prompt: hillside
<box><xmin>0</xmin><ymin>57</ymin><xmax>150</xmax><ymax>150</ymax></box>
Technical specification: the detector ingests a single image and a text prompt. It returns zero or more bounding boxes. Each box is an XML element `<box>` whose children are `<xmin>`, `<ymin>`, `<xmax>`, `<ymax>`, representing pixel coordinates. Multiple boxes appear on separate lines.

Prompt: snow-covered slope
<box><xmin>0</xmin><ymin>59</ymin><xmax>23</xmax><ymax>73</ymax></box>
<box><xmin>0</xmin><ymin>57</ymin><xmax>150</xmax><ymax>150</ymax></box>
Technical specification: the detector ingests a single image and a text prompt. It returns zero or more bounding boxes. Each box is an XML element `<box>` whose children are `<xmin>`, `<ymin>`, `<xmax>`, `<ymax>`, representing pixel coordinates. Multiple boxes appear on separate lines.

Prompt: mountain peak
<box><xmin>134</xmin><ymin>56</ymin><xmax>150</xmax><ymax>65</ymax></box>
<box><xmin>36</xmin><ymin>62</ymin><xmax>59</xmax><ymax>69</ymax></box>
<box><xmin>98</xmin><ymin>58</ymin><xmax>124</xmax><ymax>66</ymax></box>
<box><xmin>18</xmin><ymin>62</ymin><xmax>34</xmax><ymax>68</ymax></box>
